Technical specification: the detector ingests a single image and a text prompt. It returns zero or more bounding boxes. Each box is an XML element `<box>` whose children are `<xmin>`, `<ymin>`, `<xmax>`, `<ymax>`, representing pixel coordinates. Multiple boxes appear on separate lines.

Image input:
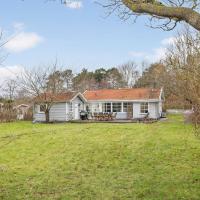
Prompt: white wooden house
<box><xmin>33</xmin><ymin>88</ymin><xmax>164</xmax><ymax>122</ymax></box>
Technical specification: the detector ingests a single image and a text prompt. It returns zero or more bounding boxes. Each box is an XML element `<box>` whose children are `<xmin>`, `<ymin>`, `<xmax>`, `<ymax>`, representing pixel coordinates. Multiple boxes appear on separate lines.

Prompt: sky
<box><xmin>0</xmin><ymin>0</ymin><xmax>179</xmax><ymax>81</ymax></box>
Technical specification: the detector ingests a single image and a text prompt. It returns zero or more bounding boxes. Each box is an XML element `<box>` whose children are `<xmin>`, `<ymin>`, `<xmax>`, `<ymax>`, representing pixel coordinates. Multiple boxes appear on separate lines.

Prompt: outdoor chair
<box><xmin>93</xmin><ymin>113</ymin><xmax>98</xmax><ymax>120</ymax></box>
<box><xmin>90</xmin><ymin>112</ymin><xmax>94</xmax><ymax>120</ymax></box>
<box><xmin>112</xmin><ymin>112</ymin><xmax>117</xmax><ymax>120</ymax></box>
<box><xmin>143</xmin><ymin>112</ymin><xmax>150</xmax><ymax>122</ymax></box>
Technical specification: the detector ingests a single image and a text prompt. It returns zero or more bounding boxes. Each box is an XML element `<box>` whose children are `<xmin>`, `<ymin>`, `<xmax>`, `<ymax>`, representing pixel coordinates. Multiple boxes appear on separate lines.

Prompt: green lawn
<box><xmin>0</xmin><ymin>115</ymin><xmax>199</xmax><ymax>200</ymax></box>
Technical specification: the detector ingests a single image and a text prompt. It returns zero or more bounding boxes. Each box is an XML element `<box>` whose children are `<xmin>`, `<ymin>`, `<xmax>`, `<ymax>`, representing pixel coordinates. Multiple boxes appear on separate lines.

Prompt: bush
<box><xmin>184</xmin><ymin>110</ymin><xmax>200</xmax><ymax>137</ymax></box>
<box><xmin>23</xmin><ymin>108</ymin><xmax>33</xmax><ymax>121</ymax></box>
<box><xmin>0</xmin><ymin>111</ymin><xmax>17</xmax><ymax>122</ymax></box>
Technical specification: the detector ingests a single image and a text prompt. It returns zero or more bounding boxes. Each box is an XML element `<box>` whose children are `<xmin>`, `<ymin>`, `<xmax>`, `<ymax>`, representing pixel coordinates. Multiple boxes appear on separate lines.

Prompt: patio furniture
<box><xmin>92</xmin><ymin>112</ymin><xmax>115</xmax><ymax>121</ymax></box>
<box><xmin>80</xmin><ymin>110</ymin><xmax>88</xmax><ymax>120</ymax></box>
<box><xmin>104</xmin><ymin>113</ymin><xmax>109</xmax><ymax>121</ymax></box>
<box><xmin>93</xmin><ymin>113</ymin><xmax>99</xmax><ymax>120</ymax></box>
<box><xmin>112</xmin><ymin>112</ymin><xmax>117</xmax><ymax>120</ymax></box>
<box><xmin>143</xmin><ymin>112</ymin><xmax>150</xmax><ymax>122</ymax></box>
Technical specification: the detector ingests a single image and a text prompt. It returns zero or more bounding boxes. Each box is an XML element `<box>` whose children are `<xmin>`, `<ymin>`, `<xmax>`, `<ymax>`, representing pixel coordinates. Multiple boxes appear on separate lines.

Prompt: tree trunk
<box><xmin>45</xmin><ymin>110</ymin><xmax>50</xmax><ymax>123</ymax></box>
<box><xmin>122</xmin><ymin>0</ymin><xmax>200</xmax><ymax>31</ymax></box>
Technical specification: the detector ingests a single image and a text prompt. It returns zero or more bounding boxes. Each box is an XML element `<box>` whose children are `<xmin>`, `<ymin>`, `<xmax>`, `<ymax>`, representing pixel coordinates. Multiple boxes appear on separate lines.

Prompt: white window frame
<box><xmin>123</xmin><ymin>102</ymin><xmax>133</xmax><ymax>112</ymax></box>
<box><xmin>140</xmin><ymin>102</ymin><xmax>149</xmax><ymax>114</ymax></box>
<box><xmin>38</xmin><ymin>104</ymin><xmax>47</xmax><ymax>113</ymax></box>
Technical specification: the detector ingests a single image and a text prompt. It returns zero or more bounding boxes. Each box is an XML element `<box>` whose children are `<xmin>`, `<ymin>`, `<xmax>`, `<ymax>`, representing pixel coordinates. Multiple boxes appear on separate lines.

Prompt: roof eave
<box><xmin>86</xmin><ymin>99</ymin><xmax>160</xmax><ymax>102</ymax></box>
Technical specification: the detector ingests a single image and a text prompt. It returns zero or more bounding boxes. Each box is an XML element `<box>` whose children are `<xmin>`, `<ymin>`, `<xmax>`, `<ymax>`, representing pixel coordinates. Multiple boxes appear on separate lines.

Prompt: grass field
<box><xmin>0</xmin><ymin>115</ymin><xmax>199</xmax><ymax>200</ymax></box>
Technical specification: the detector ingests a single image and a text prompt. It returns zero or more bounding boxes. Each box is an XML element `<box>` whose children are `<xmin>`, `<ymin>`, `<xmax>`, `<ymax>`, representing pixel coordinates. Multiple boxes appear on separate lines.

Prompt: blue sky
<box><xmin>0</xmin><ymin>0</ymin><xmax>178</xmax><ymax>76</ymax></box>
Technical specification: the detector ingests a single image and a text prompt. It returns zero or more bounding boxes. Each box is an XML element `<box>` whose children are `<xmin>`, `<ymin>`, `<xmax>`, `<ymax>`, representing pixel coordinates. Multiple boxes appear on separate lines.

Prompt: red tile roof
<box><xmin>83</xmin><ymin>88</ymin><xmax>161</xmax><ymax>101</ymax></box>
<box><xmin>34</xmin><ymin>91</ymin><xmax>78</xmax><ymax>103</ymax></box>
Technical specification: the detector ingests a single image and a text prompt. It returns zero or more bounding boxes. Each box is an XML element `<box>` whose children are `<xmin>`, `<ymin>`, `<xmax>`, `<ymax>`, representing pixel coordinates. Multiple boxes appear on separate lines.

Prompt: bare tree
<box><xmin>100</xmin><ymin>0</ymin><xmax>200</xmax><ymax>31</ymax></box>
<box><xmin>3</xmin><ymin>79</ymin><xmax>18</xmax><ymax>101</ymax></box>
<box><xmin>19</xmin><ymin>63</ymin><xmax>63</xmax><ymax>123</ymax></box>
<box><xmin>165</xmin><ymin>27</ymin><xmax>200</xmax><ymax>133</ymax></box>
<box><xmin>118</xmin><ymin>61</ymin><xmax>139</xmax><ymax>87</ymax></box>
<box><xmin>0</xmin><ymin>79</ymin><xmax>18</xmax><ymax>122</ymax></box>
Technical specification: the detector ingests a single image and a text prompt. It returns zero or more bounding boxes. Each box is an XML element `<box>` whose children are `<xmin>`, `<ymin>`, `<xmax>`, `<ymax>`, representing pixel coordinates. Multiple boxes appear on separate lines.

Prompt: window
<box><xmin>39</xmin><ymin>104</ymin><xmax>47</xmax><ymax>113</ymax></box>
<box><xmin>112</xmin><ymin>102</ymin><xmax>122</xmax><ymax>112</ymax></box>
<box><xmin>123</xmin><ymin>102</ymin><xmax>132</xmax><ymax>112</ymax></box>
<box><xmin>140</xmin><ymin>102</ymin><xmax>148</xmax><ymax>114</ymax></box>
<box><xmin>102</xmin><ymin>103</ymin><xmax>111</xmax><ymax>112</ymax></box>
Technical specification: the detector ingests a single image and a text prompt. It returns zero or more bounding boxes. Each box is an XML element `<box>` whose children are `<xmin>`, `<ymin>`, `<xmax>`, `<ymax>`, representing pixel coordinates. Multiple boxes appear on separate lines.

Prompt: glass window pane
<box><xmin>103</xmin><ymin>103</ymin><xmax>111</xmax><ymax>112</ymax></box>
<box><xmin>39</xmin><ymin>104</ymin><xmax>46</xmax><ymax>112</ymax></box>
<box><xmin>140</xmin><ymin>103</ymin><xmax>148</xmax><ymax>114</ymax></box>
<box><xmin>113</xmin><ymin>102</ymin><xmax>121</xmax><ymax>112</ymax></box>
<box><xmin>123</xmin><ymin>102</ymin><xmax>132</xmax><ymax>112</ymax></box>
<box><xmin>106</xmin><ymin>103</ymin><xmax>111</xmax><ymax>112</ymax></box>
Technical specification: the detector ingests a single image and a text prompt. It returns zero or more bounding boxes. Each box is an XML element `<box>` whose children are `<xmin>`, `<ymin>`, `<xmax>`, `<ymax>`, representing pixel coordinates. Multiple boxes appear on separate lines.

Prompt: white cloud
<box><xmin>64</xmin><ymin>0</ymin><xmax>83</xmax><ymax>9</ymax></box>
<box><xmin>4</xmin><ymin>32</ymin><xmax>43</xmax><ymax>53</ymax></box>
<box><xmin>161</xmin><ymin>36</ymin><xmax>176</xmax><ymax>46</ymax></box>
<box><xmin>0</xmin><ymin>65</ymin><xmax>24</xmax><ymax>84</ymax></box>
<box><xmin>129</xmin><ymin>36</ymin><xmax>174</xmax><ymax>62</ymax></box>
<box><xmin>145</xmin><ymin>47</ymin><xmax>167</xmax><ymax>62</ymax></box>
<box><xmin>129</xmin><ymin>47</ymin><xmax>167</xmax><ymax>63</ymax></box>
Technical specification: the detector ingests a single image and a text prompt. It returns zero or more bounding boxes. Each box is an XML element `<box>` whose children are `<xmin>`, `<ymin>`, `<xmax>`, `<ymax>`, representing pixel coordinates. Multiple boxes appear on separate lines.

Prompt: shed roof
<box><xmin>34</xmin><ymin>91</ymin><xmax>79</xmax><ymax>103</ymax></box>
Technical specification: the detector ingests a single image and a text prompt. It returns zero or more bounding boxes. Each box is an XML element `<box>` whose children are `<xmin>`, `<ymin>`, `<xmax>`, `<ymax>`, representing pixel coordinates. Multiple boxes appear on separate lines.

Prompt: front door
<box><xmin>74</xmin><ymin>104</ymin><xmax>80</xmax><ymax>120</ymax></box>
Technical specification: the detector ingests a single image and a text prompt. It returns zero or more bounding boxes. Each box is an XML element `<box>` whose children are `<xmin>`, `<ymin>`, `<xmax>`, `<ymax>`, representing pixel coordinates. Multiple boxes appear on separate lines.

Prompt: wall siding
<box><xmin>34</xmin><ymin>113</ymin><xmax>46</xmax><ymax>122</ymax></box>
<box><xmin>49</xmin><ymin>103</ymin><xmax>67</xmax><ymax>121</ymax></box>
<box><xmin>132</xmin><ymin>103</ymin><xmax>142</xmax><ymax>118</ymax></box>
<box><xmin>116</xmin><ymin>112</ymin><xmax>127</xmax><ymax>119</ymax></box>
<box><xmin>149</xmin><ymin>102</ymin><xmax>159</xmax><ymax>119</ymax></box>
<box><xmin>34</xmin><ymin>103</ymin><xmax>67</xmax><ymax>122</ymax></box>
<box><xmin>66</xmin><ymin>103</ymin><xmax>73</xmax><ymax>121</ymax></box>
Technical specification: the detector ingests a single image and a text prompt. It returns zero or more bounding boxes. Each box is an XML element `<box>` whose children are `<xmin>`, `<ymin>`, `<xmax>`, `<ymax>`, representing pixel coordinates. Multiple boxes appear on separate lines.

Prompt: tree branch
<box><xmin>122</xmin><ymin>0</ymin><xmax>200</xmax><ymax>31</ymax></box>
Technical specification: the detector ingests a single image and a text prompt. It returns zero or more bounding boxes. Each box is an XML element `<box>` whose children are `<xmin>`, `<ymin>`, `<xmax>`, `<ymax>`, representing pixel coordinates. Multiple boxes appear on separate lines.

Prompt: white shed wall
<box><xmin>34</xmin><ymin>113</ymin><xmax>46</xmax><ymax>122</ymax></box>
<box><xmin>49</xmin><ymin>103</ymin><xmax>67</xmax><ymax>121</ymax></box>
<box><xmin>34</xmin><ymin>103</ymin><xmax>67</xmax><ymax>122</ymax></box>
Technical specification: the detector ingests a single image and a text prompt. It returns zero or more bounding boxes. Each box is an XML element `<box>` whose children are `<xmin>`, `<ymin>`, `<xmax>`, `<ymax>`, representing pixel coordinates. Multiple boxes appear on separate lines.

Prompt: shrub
<box><xmin>0</xmin><ymin>111</ymin><xmax>17</xmax><ymax>122</ymax></box>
